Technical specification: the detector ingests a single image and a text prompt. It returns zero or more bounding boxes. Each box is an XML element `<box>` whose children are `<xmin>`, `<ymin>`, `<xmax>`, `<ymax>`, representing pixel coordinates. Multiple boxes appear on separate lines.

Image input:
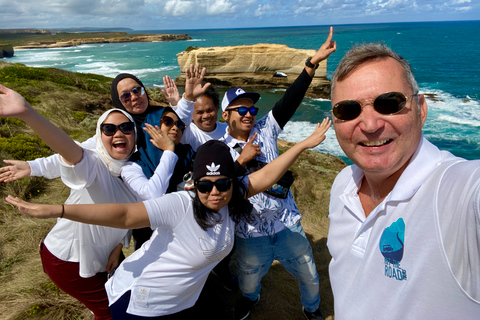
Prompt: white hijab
<box><xmin>95</xmin><ymin>109</ymin><xmax>137</xmax><ymax>177</ymax></box>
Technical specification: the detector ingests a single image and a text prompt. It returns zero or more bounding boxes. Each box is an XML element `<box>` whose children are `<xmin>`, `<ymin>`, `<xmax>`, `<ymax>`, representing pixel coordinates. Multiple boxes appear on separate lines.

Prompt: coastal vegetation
<box><xmin>0</xmin><ymin>61</ymin><xmax>345</xmax><ymax>319</ymax></box>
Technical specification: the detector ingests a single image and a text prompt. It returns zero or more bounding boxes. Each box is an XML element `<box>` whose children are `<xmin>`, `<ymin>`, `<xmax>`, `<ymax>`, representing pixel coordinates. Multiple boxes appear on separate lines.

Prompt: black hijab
<box><xmin>111</xmin><ymin>73</ymin><xmax>163</xmax><ymax>150</ymax></box>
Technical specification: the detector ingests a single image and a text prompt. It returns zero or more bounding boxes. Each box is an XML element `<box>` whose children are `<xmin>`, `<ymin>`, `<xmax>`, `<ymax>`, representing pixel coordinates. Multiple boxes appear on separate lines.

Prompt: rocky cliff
<box><xmin>175</xmin><ymin>44</ymin><xmax>331</xmax><ymax>98</ymax></box>
<box><xmin>0</xmin><ymin>45</ymin><xmax>14</xmax><ymax>58</ymax></box>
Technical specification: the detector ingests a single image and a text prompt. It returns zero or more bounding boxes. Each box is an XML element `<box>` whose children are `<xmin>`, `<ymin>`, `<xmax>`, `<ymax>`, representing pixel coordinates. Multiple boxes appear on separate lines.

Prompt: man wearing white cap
<box><xmin>220</xmin><ymin>28</ymin><xmax>336</xmax><ymax>320</ymax></box>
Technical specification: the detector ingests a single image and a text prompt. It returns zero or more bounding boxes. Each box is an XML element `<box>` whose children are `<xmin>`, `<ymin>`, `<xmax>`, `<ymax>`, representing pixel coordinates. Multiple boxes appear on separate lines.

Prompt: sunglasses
<box><xmin>120</xmin><ymin>86</ymin><xmax>145</xmax><ymax>102</ymax></box>
<box><xmin>226</xmin><ymin>106</ymin><xmax>259</xmax><ymax>116</ymax></box>
<box><xmin>195</xmin><ymin>178</ymin><xmax>233</xmax><ymax>193</ymax></box>
<box><xmin>332</xmin><ymin>91</ymin><xmax>418</xmax><ymax>121</ymax></box>
<box><xmin>100</xmin><ymin>122</ymin><xmax>135</xmax><ymax>136</ymax></box>
<box><xmin>162</xmin><ymin>116</ymin><xmax>186</xmax><ymax>131</ymax></box>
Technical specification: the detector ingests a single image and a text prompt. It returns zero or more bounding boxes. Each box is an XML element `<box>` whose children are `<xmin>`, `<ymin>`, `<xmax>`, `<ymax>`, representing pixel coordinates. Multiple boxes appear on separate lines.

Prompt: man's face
<box><xmin>193</xmin><ymin>95</ymin><xmax>218</xmax><ymax>132</ymax></box>
<box><xmin>332</xmin><ymin>57</ymin><xmax>427</xmax><ymax>181</ymax></box>
<box><xmin>222</xmin><ymin>98</ymin><xmax>256</xmax><ymax>141</ymax></box>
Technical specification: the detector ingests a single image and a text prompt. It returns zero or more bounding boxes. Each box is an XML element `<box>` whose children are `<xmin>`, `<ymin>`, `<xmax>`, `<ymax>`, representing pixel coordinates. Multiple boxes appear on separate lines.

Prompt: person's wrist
<box><xmin>183</xmin><ymin>93</ymin><xmax>195</xmax><ymax>103</ymax></box>
<box><xmin>59</xmin><ymin>204</ymin><xmax>65</xmax><ymax>218</ymax></box>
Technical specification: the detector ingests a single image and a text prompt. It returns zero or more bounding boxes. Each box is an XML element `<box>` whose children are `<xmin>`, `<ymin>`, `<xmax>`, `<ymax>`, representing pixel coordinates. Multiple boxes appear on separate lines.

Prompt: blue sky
<box><xmin>1</xmin><ymin>0</ymin><xmax>479</xmax><ymax>31</ymax></box>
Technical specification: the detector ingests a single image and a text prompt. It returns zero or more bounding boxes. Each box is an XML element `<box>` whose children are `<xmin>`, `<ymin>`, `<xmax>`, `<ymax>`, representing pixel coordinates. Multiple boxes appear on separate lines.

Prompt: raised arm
<box><xmin>272</xmin><ymin>27</ymin><xmax>336</xmax><ymax>128</ymax></box>
<box><xmin>174</xmin><ymin>64</ymin><xmax>211</xmax><ymax>124</ymax></box>
<box><xmin>0</xmin><ymin>84</ymin><xmax>83</xmax><ymax>165</ymax></box>
<box><xmin>247</xmin><ymin>118</ymin><xmax>331</xmax><ymax>197</ymax></box>
<box><xmin>162</xmin><ymin>75</ymin><xmax>181</xmax><ymax>106</ymax></box>
<box><xmin>5</xmin><ymin>195</ymin><xmax>150</xmax><ymax>229</ymax></box>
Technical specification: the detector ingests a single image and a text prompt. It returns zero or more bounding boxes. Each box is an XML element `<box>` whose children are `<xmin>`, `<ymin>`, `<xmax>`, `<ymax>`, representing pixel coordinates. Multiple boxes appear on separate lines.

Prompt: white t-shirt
<box><xmin>43</xmin><ymin>148</ymin><xmax>137</xmax><ymax>278</ymax></box>
<box><xmin>181</xmin><ymin>121</ymin><xmax>228</xmax><ymax>151</ymax></box>
<box><xmin>327</xmin><ymin>137</ymin><xmax>480</xmax><ymax>319</ymax></box>
<box><xmin>105</xmin><ymin>191</ymin><xmax>236</xmax><ymax>316</ymax></box>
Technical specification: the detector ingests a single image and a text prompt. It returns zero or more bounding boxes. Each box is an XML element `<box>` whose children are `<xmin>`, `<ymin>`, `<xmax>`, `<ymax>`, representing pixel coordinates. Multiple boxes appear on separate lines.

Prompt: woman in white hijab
<box><xmin>0</xmin><ymin>84</ymin><xmax>138</xmax><ymax>320</ymax></box>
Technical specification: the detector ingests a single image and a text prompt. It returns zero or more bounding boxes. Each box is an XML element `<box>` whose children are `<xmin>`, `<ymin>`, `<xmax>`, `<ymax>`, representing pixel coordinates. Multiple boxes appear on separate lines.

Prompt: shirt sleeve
<box><xmin>28</xmin><ymin>136</ymin><xmax>97</xmax><ymax>178</ymax></box>
<box><xmin>121</xmin><ymin>151</ymin><xmax>178</xmax><ymax>200</ymax></box>
<box><xmin>173</xmin><ymin>95</ymin><xmax>195</xmax><ymax>128</ymax></box>
<box><xmin>271</xmin><ymin>68</ymin><xmax>313</xmax><ymax>129</ymax></box>
<box><xmin>144</xmin><ymin>192</ymin><xmax>191</xmax><ymax>229</ymax></box>
<box><xmin>58</xmin><ymin>148</ymin><xmax>96</xmax><ymax>189</ymax></box>
<box><xmin>437</xmin><ymin>160</ymin><xmax>480</xmax><ymax>300</ymax></box>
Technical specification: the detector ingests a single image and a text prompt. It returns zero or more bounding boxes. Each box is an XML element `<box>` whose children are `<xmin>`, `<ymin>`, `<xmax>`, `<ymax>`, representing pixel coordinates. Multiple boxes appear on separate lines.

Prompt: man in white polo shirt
<box><xmin>328</xmin><ymin>42</ymin><xmax>480</xmax><ymax>319</ymax></box>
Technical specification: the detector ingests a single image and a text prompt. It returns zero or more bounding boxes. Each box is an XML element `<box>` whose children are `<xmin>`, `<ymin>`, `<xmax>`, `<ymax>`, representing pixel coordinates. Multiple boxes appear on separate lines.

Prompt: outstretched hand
<box><xmin>0</xmin><ymin>160</ymin><xmax>31</xmax><ymax>183</ymax></box>
<box><xmin>184</xmin><ymin>64</ymin><xmax>211</xmax><ymax>102</ymax></box>
<box><xmin>310</xmin><ymin>27</ymin><xmax>337</xmax><ymax>66</ymax></box>
<box><xmin>299</xmin><ymin>118</ymin><xmax>331</xmax><ymax>149</ymax></box>
<box><xmin>143</xmin><ymin>123</ymin><xmax>175</xmax><ymax>152</ymax></box>
<box><xmin>5</xmin><ymin>195</ymin><xmax>60</xmax><ymax>219</ymax></box>
<box><xmin>0</xmin><ymin>84</ymin><xmax>32</xmax><ymax>120</ymax></box>
<box><xmin>162</xmin><ymin>75</ymin><xmax>181</xmax><ymax>106</ymax></box>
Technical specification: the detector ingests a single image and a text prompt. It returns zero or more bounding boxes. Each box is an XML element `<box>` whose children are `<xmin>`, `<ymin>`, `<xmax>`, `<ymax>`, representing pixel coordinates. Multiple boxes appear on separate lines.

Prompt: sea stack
<box><xmin>175</xmin><ymin>43</ymin><xmax>331</xmax><ymax>98</ymax></box>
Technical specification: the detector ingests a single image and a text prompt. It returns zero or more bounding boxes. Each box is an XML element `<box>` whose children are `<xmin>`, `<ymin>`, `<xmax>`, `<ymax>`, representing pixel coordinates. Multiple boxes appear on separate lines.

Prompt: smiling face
<box><xmin>116</xmin><ymin>78</ymin><xmax>148</xmax><ymax>114</ymax></box>
<box><xmin>196</xmin><ymin>175</ymin><xmax>233</xmax><ymax>212</ymax></box>
<box><xmin>193</xmin><ymin>95</ymin><xmax>218</xmax><ymax>132</ymax></box>
<box><xmin>332</xmin><ymin>57</ymin><xmax>427</xmax><ymax>182</ymax></box>
<box><xmin>161</xmin><ymin>111</ymin><xmax>183</xmax><ymax>145</ymax></box>
<box><xmin>100</xmin><ymin>112</ymin><xmax>136</xmax><ymax>160</ymax></box>
<box><xmin>222</xmin><ymin>98</ymin><xmax>256</xmax><ymax>141</ymax></box>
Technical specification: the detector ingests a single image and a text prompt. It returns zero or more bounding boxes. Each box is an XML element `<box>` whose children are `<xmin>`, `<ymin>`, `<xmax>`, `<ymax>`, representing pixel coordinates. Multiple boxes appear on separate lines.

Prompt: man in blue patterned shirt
<box><xmin>220</xmin><ymin>27</ymin><xmax>336</xmax><ymax>320</ymax></box>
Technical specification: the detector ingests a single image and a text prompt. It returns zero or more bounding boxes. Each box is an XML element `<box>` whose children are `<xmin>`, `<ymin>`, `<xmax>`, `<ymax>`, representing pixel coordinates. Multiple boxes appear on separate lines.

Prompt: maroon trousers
<box><xmin>40</xmin><ymin>243</ymin><xmax>112</xmax><ymax>320</ymax></box>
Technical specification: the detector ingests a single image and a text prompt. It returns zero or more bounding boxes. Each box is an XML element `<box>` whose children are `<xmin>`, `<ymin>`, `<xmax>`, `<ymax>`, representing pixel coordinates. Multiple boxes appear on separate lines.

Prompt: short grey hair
<box><xmin>331</xmin><ymin>42</ymin><xmax>419</xmax><ymax>98</ymax></box>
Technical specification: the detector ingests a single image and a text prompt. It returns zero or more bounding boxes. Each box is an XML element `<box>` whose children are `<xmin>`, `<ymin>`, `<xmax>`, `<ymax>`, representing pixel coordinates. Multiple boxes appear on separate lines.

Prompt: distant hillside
<box><xmin>0</xmin><ymin>28</ymin><xmax>133</xmax><ymax>34</ymax></box>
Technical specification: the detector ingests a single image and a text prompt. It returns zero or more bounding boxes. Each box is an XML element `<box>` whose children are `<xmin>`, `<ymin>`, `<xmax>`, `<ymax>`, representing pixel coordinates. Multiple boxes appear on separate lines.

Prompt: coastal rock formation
<box><xmin>0</xmin><ymin>45</ymin><xmax>14</xmax><ymax>58</ymax></box>
<box><xmin>175</xmin><ymin>44</ymin><xmax>331</xmax><ymax>98</ymax></box>
<box><xmin>13</xmin><ymin>34</ymin><xmax>192</xmax><ymax>49</ymax></box>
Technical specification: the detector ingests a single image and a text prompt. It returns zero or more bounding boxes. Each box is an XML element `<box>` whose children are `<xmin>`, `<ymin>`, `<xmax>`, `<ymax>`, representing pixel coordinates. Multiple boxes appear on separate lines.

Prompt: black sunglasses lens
<box><xmin>374</xmin><ymin>92</ymin><xmax>406</xmax><ymax>115</ymax></box>
<box><xmin>196</xmin><ymin>181</ymin><xmax>213</xmax><ymax>193</ymax></box>
<box><xmin>100</xmin><ymin>124</ymin><xmax>116</xmax><ymax>136</ymax></box>
<box><xmin>214</xmin><ymin>179</ymin><xmax>232</xmax><ymax>192</ymax></box>
<box><xmin>162</xmin><ymin>116</ymin><xmax>174</xmax><ymax>127</ymax></box>
<box><xmin>333</xmin><ymin>101</ymin><xmax>362</xmax><ymax>121</ymax></box>
<box><xmin>119</xmin><ymin>122</ymin><xmax>135</xmax><ymax>134</ymax></box>
<box><xmin>249</xmin><ymin>107</ymin><xmax>259</xmax><ymax>116</ymax></box>
<box><xmin>176</xmin><ymin>121</ymin><xmax>186</xmax><ymax>131</ymax></box>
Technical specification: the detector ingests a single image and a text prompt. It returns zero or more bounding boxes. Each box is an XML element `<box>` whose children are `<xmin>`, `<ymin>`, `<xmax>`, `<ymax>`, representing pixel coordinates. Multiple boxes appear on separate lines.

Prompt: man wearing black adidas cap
<box><xmin>220</xmin><ymin>28</ymin><xmax>336</xmax><ymax>320</ymax></box>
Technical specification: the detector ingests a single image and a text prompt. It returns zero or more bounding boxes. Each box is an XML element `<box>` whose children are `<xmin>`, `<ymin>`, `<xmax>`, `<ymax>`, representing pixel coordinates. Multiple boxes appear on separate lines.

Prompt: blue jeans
<box><xmin>236</xmin><ymin>222</ymin><xmax>320</xmax><ymax>312</ymax></box>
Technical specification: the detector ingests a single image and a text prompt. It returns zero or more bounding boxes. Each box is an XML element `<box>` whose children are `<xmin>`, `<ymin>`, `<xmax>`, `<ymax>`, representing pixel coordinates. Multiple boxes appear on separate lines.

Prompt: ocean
<box><xmin>6</xmin><ymin>20</ymin><xmax>480</xmax><ymax>163</ymax></box>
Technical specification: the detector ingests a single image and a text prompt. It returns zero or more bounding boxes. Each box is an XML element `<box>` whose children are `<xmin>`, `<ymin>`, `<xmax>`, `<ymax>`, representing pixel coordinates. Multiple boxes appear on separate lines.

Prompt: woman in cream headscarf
<box><xmin>0</xmin><ymin>83</ymin><xmax>140</xmax><ymax>320</ymax></box>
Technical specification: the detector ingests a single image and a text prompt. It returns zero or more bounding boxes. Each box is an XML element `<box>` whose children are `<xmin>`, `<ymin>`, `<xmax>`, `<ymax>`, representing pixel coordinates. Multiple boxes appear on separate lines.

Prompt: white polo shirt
<box><xmin>328</xmin><ymin>137</ymin><xmax>480</xmax><ymax>319</ymax></box>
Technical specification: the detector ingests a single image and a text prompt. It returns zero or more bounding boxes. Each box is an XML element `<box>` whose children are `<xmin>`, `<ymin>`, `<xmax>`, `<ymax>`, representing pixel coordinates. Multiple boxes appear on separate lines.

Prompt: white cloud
<box><xmin>205</xmin><ymin>0</ymin><xmax>238</xmax><ymax>15</ymax></box>
<box><xmin>0</xmin><ymin>0</ymin><xmax>478</xmax><ymax>30</ymax></box>
<box><xmin>255</xmin><ymin>3</ymin><xmax>275</xmax><ymax>16</ymax></box>
<box><xmin>164</xmin><ymin>0</ymin><xmax>195</xmax><ymax>16</ymax></box>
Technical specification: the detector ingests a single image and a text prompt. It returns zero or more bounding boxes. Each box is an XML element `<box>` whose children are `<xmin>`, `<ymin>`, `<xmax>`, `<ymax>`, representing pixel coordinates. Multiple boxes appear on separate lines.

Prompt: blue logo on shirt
<box><xmin>380</xmin><ymin>218</ymin><xmax>407</xmax><ymax>281</ymax></box>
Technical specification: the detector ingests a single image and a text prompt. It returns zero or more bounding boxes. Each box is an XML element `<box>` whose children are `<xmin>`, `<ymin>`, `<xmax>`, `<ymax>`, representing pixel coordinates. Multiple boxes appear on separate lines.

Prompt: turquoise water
<box><xmin>5</xmin><ymin>21</ymin><xmax>480</xmax><ymax>162</ymax></box>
